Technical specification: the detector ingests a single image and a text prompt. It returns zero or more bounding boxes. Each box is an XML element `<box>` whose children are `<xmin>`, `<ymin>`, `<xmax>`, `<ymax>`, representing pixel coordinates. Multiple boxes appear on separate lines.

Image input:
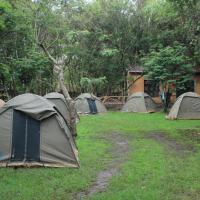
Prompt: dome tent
<box><xmin>0</xmin><ymin>99</ymin><xmax>5</xmax><ymax>107</ymax></box>
<box><xmin>44</xmin><ymin>92</ymin><xmax>80</xmax><ymax>139</ymax></box>
<box><xmin>75</xmin><ymin>93</ymin><xmax>107</xmax><ymax>114</ymax></box>
<box><xmin>122</xmin><ymin>92</ymin><xmax>158</xmax><ymax>113</ymax></box>
<box><xmin>44</xmin><ymin>92</ymin><xmax>70</xmax><ymax>124</ymax></box>
<box><xmin>167</xmin><ymin>92</ymin><xmax>200</xmax><ymax>119</ymax></box>
<box><xmin>0</xmin><ymin>93</ymin><xmax>79</xmax><ymax>168</ymax></box>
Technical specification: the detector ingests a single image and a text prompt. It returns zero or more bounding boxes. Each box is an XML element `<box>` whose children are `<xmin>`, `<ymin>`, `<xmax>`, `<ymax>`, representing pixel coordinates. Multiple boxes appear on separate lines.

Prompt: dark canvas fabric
<box><xmin>26</xmin><ymin>115</ymin><xmax>40</xmax><ymax>161</ymax></box>
<box><xmin>11</xmin><ymin>110</ymin><xmax>40</xmax><ymax>162</ymax></box>
<box><xmin>87</xmin><ymin>98</ymin><xmax>97</xmax><ymax>114</ymax></box>
<box><xmin>11</xmin><ymin>111</ymin><xmax>26</xmax><ymax>161</ymax></box>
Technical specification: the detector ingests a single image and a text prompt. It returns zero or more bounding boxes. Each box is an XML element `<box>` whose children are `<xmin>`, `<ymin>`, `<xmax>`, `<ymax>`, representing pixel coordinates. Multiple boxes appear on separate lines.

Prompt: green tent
<box><xmin>0</xmin><ymin>93</ymin><xmax>79</xmax><ymax>168</ymax></box>
<box><xmin>75</xmin><ymin>93</ymin><xmax>107</xmax><ymax>114</ymax></box>
<box><xmin>122</xmin><ymin>92</ymin><xmax>158</xmax><ymax>113</ymax></box>
<box><xmin>167</xmin><ymin>92</ymin><xmax>200</xmax><ymax>119</ymax></box>
<box><xmin>44</xmin><ymin>92</ymin><xmax>70</xmax><ymax>125</ymax></box>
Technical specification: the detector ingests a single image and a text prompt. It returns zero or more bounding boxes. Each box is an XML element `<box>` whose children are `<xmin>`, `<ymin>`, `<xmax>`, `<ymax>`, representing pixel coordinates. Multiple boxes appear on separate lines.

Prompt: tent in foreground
<box><xmin>75</xmin><ymin>93</ymin><xmax>107</xmax><ymax>114</ymax></box>
<box><xmin>0</xmin><ymin>99</ymin><xmax>5</xmax><ymax>108</ymax></box>
<box><xmin>167</xmin><ymin>92</ymin><xmax>200</xmax><ymax>119</ymax></box>
<box><xmin>122</xmin><ymin>92</ymin><xmax>158</xmax><ymax>113</ymax></box>
<box><xmin>0</xmin><ymin>93</ymin><xmax>79</xmax><ymax>168</ymax></box>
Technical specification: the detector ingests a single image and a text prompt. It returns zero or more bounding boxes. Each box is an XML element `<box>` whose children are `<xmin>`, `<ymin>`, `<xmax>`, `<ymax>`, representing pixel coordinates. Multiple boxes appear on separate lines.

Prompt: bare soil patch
<box><xmin>147</xmin><ymin>132</ymin><xmax>196</xmax><ymax>157</ymax></box>
<box><xmin>178</xmin><ymin>129</ymin><xmax>200</xmax><ymax>144</ymax></box>
<box><xmin>75</xmin><ymin>132</ymin><xmax>130</xmax><ymax>200</ymax></box>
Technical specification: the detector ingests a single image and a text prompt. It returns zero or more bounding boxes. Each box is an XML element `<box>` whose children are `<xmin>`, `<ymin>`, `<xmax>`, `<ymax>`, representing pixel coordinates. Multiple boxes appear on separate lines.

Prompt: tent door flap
<box><xmin>11</xmin><ymin>110</ymin><xmax>40</xmax><ymax>162</ymax></box>
<box><xmin>26</xmin><ymin>115</ymin><xmax>40</xmax><ymax>161</ymax></box>
<box><xmin>87</xmin><ymin>99</ymin><xmax>97</xmax><ymax>114</ymax></box>
<box><xmin>11</xmin><ymin>111</ymin><xmax>26</xmax><ymax>161</ymax></box>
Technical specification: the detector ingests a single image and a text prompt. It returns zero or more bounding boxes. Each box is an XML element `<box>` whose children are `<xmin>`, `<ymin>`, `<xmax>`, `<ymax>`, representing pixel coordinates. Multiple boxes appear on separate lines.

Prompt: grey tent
<box><xmin>44</xmin><ymin>92</ymin><xmax>70</xmax><ymax>124</ymax></box>
<box><xmin>0</xmin><ymin>93</ymin><xmax>79</xmax><ymax>168</ymax></box>
<box><xmin>75</xmin><ymin>93</ymin><xmax>107</xmax><ymax>114</ymax></box>
<box><xmin>0</xmin><ymin>99</ymin><xmax>5</xmax><ymax>108</ymax></box>
<box><xmin>122</xmin><ymin>92</ymin><xmax>158</xmax><ymax>113</ymax></box>
<box><xmin>167</xmin><ymin>92</ymin><xmax>200</xmax><ymax>119</ymax></box>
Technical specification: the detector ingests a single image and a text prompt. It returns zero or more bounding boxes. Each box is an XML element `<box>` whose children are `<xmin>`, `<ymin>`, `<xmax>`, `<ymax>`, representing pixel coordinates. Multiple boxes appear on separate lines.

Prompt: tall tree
<box><xmin>142</xmin><ymin>43</ymin><xmax>192</xmax><ymax>111</ymax></box>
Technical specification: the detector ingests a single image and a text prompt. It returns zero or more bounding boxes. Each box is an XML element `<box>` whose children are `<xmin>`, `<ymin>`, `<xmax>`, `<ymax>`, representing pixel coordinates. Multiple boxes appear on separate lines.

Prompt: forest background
<box><xmin>0</xmin><ymin>0</ymin><xmax>199</xmax><ymax>99</ymax></box>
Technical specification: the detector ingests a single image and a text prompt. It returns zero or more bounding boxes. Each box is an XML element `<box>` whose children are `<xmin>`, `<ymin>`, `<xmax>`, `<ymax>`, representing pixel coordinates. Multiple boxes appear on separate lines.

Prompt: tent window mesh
<box><xmin>87</xmin><ymin>99</ymin><xmax>98</xmax><ymax>114</ymax></box>
<box><xmin>11</xmin><ymin>110</ymin><xmax>40</xmax><ymax>162</ymax></box>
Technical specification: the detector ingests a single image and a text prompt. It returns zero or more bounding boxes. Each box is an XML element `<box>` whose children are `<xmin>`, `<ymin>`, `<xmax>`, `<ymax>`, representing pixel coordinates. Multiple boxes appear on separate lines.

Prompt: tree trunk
<box><xmin>58</xmin><ymin>68</ymin><xmax>77</xmax><ymax>138</ymax></box>
<box><xmin>38</xmin><ymin>43</ymin><xmax>78</xmax><ymax>139</ymax></box>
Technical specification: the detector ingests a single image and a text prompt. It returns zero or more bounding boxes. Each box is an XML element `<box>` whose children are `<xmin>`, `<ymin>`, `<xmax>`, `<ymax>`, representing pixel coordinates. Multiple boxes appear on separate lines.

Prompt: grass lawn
<box><xmin>0</xmin><ymin>112</ymin><xmax>200</xmax><ymax>200</ymax></box>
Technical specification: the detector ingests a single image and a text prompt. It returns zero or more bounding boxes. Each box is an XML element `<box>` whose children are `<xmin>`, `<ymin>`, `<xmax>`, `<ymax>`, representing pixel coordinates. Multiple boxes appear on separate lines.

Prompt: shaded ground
<box><xmin>75</xmin><ymin>133</ymin><xmax>130</xmax><ymax>200</ymax></box>
<box><xmin>147</xmin><ymin>132</ymin><xmax>196</xmax><ymax>157</ymax></box>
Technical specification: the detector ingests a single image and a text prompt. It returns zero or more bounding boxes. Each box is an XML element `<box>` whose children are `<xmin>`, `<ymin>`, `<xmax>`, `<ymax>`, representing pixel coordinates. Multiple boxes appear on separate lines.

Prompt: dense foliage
<box><xmin>0</xmin><ymin>0</ymin><xmax>199</xmax><ymax>99</ymax></box>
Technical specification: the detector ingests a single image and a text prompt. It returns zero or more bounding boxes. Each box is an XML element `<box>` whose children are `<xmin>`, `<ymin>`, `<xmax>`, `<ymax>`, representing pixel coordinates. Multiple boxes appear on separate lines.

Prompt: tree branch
<box><xmin>46</xmin><ymin>32</ymin><xmax>59</xmax><ymax>49</ymax></box>
<box><xmin>38</xmin><ymin>43</ymin><xmax>57</xmax><ymax>63</ymax></box>
<box><xmin>127</xmin><ymin>74</ymin><xmax>144</xmax><ymax>90</ymax></box>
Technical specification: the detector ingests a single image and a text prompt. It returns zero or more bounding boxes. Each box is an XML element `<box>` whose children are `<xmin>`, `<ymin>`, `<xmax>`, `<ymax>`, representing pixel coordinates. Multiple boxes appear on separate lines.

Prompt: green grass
<box><xmin>0</xmin><ymin>112</ymin><xmax>200</xmax><ymax>200</ymax></box>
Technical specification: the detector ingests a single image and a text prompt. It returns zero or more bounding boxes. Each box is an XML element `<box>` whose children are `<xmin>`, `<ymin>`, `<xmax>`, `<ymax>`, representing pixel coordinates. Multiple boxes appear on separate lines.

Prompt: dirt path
<box><xmin>75</xmin><ymin>132</ymin><xmax>130</xmax><ymax>200</ymax></box>
<box><xmin>148</xmin><ymin>132</ymin><xmax>196</xmax><ymax>157</ymax></box>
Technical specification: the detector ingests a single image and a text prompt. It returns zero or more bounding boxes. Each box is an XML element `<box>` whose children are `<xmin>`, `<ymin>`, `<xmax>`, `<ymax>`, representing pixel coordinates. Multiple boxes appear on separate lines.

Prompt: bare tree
<box><xmin>38</xmin><ymin>43</ymin><xmax>77</xmax><ymax>139</ymax></box>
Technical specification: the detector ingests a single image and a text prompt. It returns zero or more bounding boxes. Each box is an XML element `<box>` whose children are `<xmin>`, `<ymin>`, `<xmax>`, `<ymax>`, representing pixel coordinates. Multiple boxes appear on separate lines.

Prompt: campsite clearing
<box><xmin>0</xmin><ymin>112</ymin><xmax>200</xmax><ymax>200</ymax></box>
